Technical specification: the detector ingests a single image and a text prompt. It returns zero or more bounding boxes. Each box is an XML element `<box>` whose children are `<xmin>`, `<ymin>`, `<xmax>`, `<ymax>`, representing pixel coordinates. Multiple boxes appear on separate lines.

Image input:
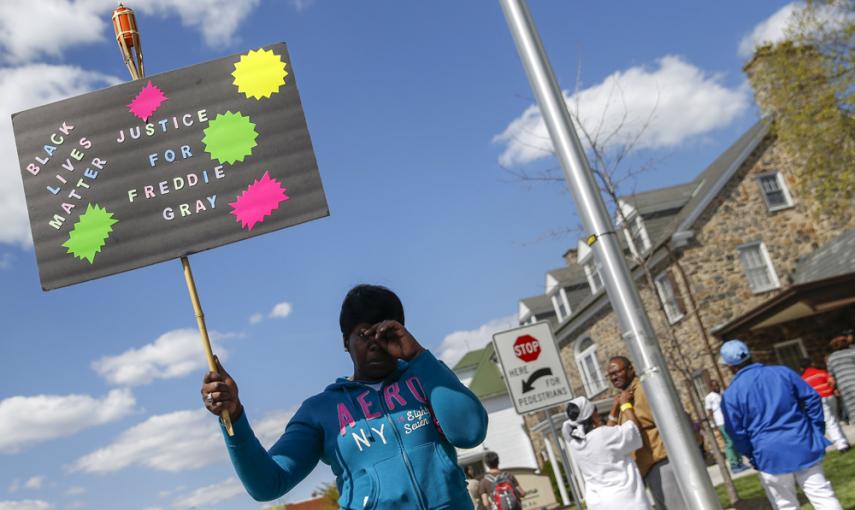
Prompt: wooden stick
<box><xmin>182</xmin><ymin>256</ymin><xmax>234</xmax><ymax>436</ymax></box>
<box><xmin>111</xmin><ymin>3</ymin><xmax>232</xmax><ymax>436</ymax></box>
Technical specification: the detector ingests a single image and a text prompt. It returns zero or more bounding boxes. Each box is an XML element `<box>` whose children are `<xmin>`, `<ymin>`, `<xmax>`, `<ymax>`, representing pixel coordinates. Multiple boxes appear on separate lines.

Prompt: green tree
<box><xmin>312</xmin><ymin>480</ymin><xmax>339</xmax><ymax>505</ymax></box>
<box><xmin>747</xmin><ymin>0</ymin><xmax>854</xmax><ymax>217</ymax></box>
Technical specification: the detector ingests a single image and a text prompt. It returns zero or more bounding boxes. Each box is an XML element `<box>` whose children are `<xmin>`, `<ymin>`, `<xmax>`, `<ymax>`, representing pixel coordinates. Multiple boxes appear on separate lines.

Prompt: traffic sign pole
<box><xmin>497</xmin><ymin>1</ymin><xmax>721</xmax><ymax>508</ymax></box>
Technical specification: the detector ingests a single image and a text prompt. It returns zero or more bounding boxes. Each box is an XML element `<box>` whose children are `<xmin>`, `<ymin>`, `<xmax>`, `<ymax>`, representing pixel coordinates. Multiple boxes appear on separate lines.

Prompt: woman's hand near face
<box><xmin>363</xmin><ymin>320</ymin><xmax>425</xmax><ymax>361</ymax></box>
<box><xmin>201</xmin><ymin>357</ymin><xmax>243</xmax><ymax>420</ymax></box>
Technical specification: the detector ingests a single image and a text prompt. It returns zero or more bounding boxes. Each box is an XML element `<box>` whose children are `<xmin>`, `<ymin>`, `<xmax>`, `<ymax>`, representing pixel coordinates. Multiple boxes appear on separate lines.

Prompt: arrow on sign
<box><xmin>521</xmin><ymin>367</ymin><xmax>553</xmax><ymax>393</ymax></box>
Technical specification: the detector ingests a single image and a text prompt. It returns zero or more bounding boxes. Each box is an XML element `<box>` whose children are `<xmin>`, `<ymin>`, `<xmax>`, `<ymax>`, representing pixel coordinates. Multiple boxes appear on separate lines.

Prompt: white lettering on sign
<box><xmin>493</xmin><ymin>321</ymin><xmax>573</xmax><ymax>415</ymax></box>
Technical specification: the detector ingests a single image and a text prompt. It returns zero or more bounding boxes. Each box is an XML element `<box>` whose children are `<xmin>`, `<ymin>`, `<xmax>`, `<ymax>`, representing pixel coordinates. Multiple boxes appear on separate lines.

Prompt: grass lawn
<box><xmin>715</xmin><ymin>450</ymin><xmax>855</xmax><ymax>509</ymax></box>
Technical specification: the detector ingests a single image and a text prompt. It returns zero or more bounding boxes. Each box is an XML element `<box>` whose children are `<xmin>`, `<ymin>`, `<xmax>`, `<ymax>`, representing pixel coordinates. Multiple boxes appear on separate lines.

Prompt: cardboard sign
<box><xmin>11</xmin><ymin>43</ymin><xmax>328</xmax><ymax>290</ymax></box>
<box><xmin>493</xmin><ymin>321</ymin><xmax>573</xmax><ymax>415</ymax></box>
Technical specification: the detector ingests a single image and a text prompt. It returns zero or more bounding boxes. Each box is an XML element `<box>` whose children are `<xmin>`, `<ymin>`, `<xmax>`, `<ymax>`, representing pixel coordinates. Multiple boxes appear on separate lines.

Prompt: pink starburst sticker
<box><xmin>127</xmin><ymin>81</ymin><xmax>168</xmax><ymax>121</ymax></box>
<box><xmin>229</xmin><ymin>171</ymin><xmax>289</xmax><ymax>231</ymax></box>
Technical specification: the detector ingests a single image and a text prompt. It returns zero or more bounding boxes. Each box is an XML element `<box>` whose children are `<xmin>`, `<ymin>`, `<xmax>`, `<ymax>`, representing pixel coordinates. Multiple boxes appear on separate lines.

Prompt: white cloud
<box><xmin>171</xmin><ymin>478</ymin><xmax>244</xmax><ymax>510</ymax></box>
<box><xmin>739</xmin><ymin>3</ymin><xmax>801</xmax><ymax>57</ymax></box>
<box><xmin>437</xmin><ymin>315</ymin><xmax>517</xmax><ymax>367</ymax></box>
<box><xmin>62</xmin><ymin>488</ymin><xmax>84</xmax><ymax>498</ymax></box>
<box><xmin>0</xmin><ymin>389</ymin><xmax>135</xmax><ymax>454</ymax></box>
<box><xmin>141</xmin><ymin>0</ymin><xmax>260</xmax><ymax>49</ymax></box>
<box><xmin>21</xmin><ymin>479</ymin><xmax>42</xmax><ymax>491</ymax></box>
<box><xmin>91</xmin><ymin>328</ymin><xmax>234</xmax><ymax>386</ymax></box>
<box><xmin>493</xmin><ymin>56</ymin><xmax>750</xmax><ymax>167</ymax></box>
<box><xmin>71</xmin><ymin>410</ymin><xmax>223</xmax><ymax>474</ymax></box>
<box><xmin>6</xmin><ymin>480</ymin><xmax>20</xmax><ymax>493</ymax></box>
<box><xmin>269</xmin><ymin>302</ymin><xmax>293</xmax><ymax>319</ymax></box>
<box><xmin>253</xmin><ymin>408</ymin><xmax>296</xmax><ymax>449</ymax></box>
<box><xmin>248</xmin><ymin>312</ymin><xmax>264</xmax><ymax>325</ymax></box>
<box><xmin>0</xmin><ymin>0</ymin><xmax>260</xmax><ymax>63</ymax></box>
<box><xmin>0</xmin><ymin>64</ymin><xmax>120</xmax><ymax>246</ymax></box>
<box><xmin>71</xmin><ymin>408</ymin><xmax>292</xmax><ymax>474</ymax></box>
<box><xmin>737</xmin><ymin>2</ymin><xmax>852</xmax><ymax>58</ymax></box>
<box><xmin>0</xmin><ymin>253</ymin><xmax>13</xmax><ymax>269</ymax></box>
<box><xmin>0</xmin><ymin>500</ymin><xmax>53</xmax><ymax>510</ymax></box>
<box><xmin>289</xmin><ymin>0</ymin><xmax>317</xmax><ymax>12</ymax></box>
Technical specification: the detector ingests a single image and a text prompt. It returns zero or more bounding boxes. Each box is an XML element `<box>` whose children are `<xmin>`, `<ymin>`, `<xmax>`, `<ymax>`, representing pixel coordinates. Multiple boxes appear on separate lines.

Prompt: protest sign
<box><xmin>12</xmin><ymin>42</ymin><xmax>328</xmax><ymax>290</ymax></box>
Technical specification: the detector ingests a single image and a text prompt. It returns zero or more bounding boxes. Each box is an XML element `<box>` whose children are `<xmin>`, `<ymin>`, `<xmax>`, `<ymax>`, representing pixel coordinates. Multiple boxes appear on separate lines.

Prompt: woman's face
<box><xmin>346</xmin><ymin>322</ymin><xmax>398</xmax><ymax>381</ymax></box>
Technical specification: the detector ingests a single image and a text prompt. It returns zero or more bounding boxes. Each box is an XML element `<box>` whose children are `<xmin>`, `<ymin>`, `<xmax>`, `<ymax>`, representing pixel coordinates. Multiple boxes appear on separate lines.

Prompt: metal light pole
<box><xmin>497</xmin><ymin>1</ymin><xmax>721</xmax><ymax>508</ymax></box>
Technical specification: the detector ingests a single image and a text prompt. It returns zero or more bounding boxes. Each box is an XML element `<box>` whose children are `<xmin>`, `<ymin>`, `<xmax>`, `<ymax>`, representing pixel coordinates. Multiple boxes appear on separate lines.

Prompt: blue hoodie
<box><xmin>722</xmin><ymin>363</ymin><xmax>829</xmax><ymax>475</ymax></box>
<box><xmin>221</xmin><ymin>350</ymin><xmax>488</xmax><ymax>509</ymax></box>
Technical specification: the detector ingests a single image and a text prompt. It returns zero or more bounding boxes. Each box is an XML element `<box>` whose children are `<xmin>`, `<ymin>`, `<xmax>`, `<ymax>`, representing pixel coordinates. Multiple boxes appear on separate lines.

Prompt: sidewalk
<box><xmin>709</xmin><ymin>421</ymin><xmax>855</xmax><ymax>488</ymax></box>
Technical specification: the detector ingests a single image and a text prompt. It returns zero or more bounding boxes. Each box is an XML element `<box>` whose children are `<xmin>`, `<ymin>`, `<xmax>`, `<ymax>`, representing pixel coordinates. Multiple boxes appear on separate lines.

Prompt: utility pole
<box><xmin>497</xmin><ymin>1</ymin><xmax>721</xmax><ymax>508</ymax></box>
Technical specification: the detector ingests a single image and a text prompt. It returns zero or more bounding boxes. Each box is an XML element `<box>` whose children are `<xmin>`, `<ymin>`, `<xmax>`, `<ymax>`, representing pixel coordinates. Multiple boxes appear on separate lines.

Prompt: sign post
<box><xmin>492</xmin><ymin>322</ymin><xmax>571</xmax><ymax>415</ymax></box>
<box><xmin>492</xmin><ymin>322</ymin><xmax>581</xmax><ymax>509</ymax></box>
<box><xmin>497</xmin><ymin>1</ymin><xmax>721</xmax><ymax>507</ymax></box>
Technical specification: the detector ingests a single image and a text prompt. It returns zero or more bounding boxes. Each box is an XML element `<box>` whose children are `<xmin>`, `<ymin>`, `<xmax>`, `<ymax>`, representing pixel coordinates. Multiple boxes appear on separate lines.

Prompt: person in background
<box><xmin>478</xmin><ymin>451</ymin><xmax>524</xmax><ymax>510</ymax></box>
<box><xmin>562</xmin><ymin>394</ymin><xmax>651</xmax><ymax>510</ymax></box>
<box><xmin>465</xmin><ymin>466</ymin><xmax>484</xmax><ymax>510</ymax></box>
<box><xmin>800</xmin><ymin>357</ymin><xmax>850</xmax><ymax>453</ymax></box>
<box><xmin>201</xmin><ymin>284</ymin><xmax>488</xmax><ymax>509</ymax></box>
<box><xmin>704</xmin><ymin>379</ymin><xmax>749</xmax><ymax>473</ymax></box>
<box><xmin>606</xmin><ymin>356</ymin><xmax>688</xmax><ymax>510</ymax></box>
<box><xmin>720</xmin><ymin>339</ymin><xmax>842</xmax><ymax>510</ymax></box>
<box><xmin>827</xmin><ymin>333</ymin><xmax>855</xmax><ymax>427</ymax></box>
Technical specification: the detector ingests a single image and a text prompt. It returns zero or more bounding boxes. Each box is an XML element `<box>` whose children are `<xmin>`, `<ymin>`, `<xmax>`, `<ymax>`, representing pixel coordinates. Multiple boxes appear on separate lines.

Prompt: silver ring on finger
<box><xmin>206</xmin><ymin>392</ymin><xmax>214</xmax><ymax>405</ymax></box>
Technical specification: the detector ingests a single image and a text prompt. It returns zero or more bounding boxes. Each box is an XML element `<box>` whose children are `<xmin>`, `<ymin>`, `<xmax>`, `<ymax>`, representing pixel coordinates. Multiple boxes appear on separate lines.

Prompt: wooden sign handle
<box><xmin>182</xmin><ymin>256</ymin><xmax>234</xmax><ymax>436</ymax></box>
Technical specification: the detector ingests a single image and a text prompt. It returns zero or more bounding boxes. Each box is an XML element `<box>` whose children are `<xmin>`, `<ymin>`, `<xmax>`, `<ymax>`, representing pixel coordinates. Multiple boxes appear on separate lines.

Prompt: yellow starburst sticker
<box><xmin>231</xmin><ymin>48</ymin><xmax>288</xmax><ymax>100</ymax></box>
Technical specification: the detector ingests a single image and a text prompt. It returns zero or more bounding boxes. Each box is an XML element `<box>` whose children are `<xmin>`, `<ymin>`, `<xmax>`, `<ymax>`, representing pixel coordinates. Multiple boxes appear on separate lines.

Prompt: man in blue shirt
<box><xmin>720</xmin><ymin>339</ymin><xmax>842</xmax><ymax>510</ymax></box>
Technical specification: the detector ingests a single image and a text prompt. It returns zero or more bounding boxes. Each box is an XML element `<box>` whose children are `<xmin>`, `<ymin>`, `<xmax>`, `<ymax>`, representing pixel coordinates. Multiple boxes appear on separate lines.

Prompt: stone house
<box><xmin>513</xmin><ymin>46</ymin><xmax>855</xmax><ymax>463</ymax></box>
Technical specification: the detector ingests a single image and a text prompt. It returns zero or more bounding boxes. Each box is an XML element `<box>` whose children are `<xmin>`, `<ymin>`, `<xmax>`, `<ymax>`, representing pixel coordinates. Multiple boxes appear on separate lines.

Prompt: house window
<box><xmin>625</xmin><ymin>215</ymin><xmax>652</xmax><ymax>256</ymax></box>
<box><xmin>550</xmin><ymin>288</ymin><xmax>571</xmax><ymax>322</ymax></box>
<box><xmin>654</xmin><ymin>270</ymin><xmax>686</xmax><ymax>324</ymax></box>
<box><xmin>584</xmin><ymin>261</ymin><xmax>604</xmax><ymax>294</ymax></box>
<box><xmin>576</xmin><ymin>337</ymin><xmax>607</xmax><ymax>396</ymax></box>
<box><xmin>757</xmin><ymin>172</ymin><xmax>794</xmax><ymax>211</ymax></box>
<box><xmin>738</xmin><ymin>242</ymin><xmax>780</xmax><ymax>293</ymax></box>
<box><xmin>774</xmin><ymin>339</ymin><xmax>807</xmax><ymax>372</ymax></box>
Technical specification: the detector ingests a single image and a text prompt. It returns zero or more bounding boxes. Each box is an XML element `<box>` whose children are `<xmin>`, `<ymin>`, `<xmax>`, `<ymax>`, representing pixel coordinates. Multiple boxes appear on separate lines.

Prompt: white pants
<box><xmin>759</xmin><ymin>460</ymin><xmax>842</xmax><ymax>510</ymax></box>
<box><xmin>822</xmin><ymin>396</ymin><xmax>850</xmax><ymax>450</ymax></box>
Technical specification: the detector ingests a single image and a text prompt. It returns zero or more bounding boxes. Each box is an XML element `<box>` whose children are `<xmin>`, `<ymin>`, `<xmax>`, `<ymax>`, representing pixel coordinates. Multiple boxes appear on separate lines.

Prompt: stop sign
<box><xmin>513</xmin><ymin>335</ymin><xmax>541</xmax><ymax>362</ymax></box>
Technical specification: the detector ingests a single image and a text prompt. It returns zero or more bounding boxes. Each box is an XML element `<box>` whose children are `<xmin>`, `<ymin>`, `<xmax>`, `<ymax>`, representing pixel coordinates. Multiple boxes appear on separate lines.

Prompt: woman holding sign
<box><xmin>201</xmin><ymin>284</ymin><xmax>488</xmax><ymax>509</ymax></box>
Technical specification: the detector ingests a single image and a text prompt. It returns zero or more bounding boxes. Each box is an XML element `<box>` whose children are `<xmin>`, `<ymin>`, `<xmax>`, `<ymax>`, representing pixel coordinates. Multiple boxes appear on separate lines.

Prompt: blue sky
<box><xmin>0</xmin><ymin>1</ymin><xmax>798</xmax><ymax>508</ymax></box>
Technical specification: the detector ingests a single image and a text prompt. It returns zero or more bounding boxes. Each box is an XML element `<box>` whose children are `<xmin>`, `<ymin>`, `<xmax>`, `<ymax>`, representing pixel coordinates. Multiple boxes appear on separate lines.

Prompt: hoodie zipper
<box><xmin>379</xmin><ymin>392</ymin><xmax>428</xmax><ymax>510</ymax></box>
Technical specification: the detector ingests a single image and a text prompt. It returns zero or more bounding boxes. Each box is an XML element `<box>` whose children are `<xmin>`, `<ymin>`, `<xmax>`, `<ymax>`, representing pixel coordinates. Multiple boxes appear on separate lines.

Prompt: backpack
<box><xmin>486</xmin><ymin>472</ymin><xmax>521</xmax><ymax>510</ymax></box>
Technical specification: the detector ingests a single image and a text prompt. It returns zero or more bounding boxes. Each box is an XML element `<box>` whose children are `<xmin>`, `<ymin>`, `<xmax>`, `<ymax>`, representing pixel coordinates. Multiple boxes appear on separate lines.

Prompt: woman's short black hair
<box><xmin>339</xmin><ymin>284</ymin><xmax>405</xmax><ymax>338</ymax></box>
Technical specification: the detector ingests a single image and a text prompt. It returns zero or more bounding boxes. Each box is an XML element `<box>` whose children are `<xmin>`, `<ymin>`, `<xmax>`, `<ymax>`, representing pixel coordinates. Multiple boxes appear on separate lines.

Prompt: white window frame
<box><xmin>737</xmin><ymin>241</ymin><xmax>781</xmax><ymax>293</ymax></box>
<box><xmin>550</xmin><ymin>288</ymin><xmax>571</xmax><ymax>322</ymax></box>
<box><xmin>773</xmin><ymin>338</ymin><xmax>807</xmax><ymax>371</ymax></box>
<box><xmin>654</xmin><ymin>271</ymin><xmax>685</xmax><ymax>324</ymax></box>
<box><xmin>584</xmin><ymin>261</ymin><xmax>604</xmax><ymax>294</ymax></box>
<box><xmin>756</xmin><ymin>172</ymin><xmax>794</xmax><ymax>212</ymax></box>
<box><xmin>624</xmin><ymin>214</ymin><xmax>652</xmax><ymax>256</ymax></box>
<box><xmin>576</xmin><ymin>337</ymin><xmax>608</xmax><ymax>397</ymax></box>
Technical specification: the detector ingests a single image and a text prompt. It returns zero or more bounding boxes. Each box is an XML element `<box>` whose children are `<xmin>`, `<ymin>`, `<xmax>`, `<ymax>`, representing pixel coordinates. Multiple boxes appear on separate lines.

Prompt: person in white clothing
<box><xmin>704</xmin><ymin>380</ymin><xmax>748</xmax><ymax>472</ymax></box>
<box><xmin>562</xmin><ymin>392</ymin><xmax>650</xmax><ymax>510</ymax></box>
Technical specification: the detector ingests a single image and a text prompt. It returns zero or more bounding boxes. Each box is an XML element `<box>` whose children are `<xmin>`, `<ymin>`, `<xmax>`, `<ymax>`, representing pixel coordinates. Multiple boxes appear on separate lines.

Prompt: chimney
<box><xmin>563</xmin><ymin>248</ymin><xmax>578</xmax><ymax>267</ymax></box>
<box><xmin>743</xmin><ymin>42</ymin><xmax>825</xmax><ymax>117</ymax></box>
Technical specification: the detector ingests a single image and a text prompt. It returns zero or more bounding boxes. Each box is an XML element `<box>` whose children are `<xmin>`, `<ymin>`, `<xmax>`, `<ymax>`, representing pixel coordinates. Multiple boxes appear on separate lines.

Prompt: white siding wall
<box><xmin>476</xmin><ymin>395</ymin><xmax>538</xmax><ymax>469</ymax></box>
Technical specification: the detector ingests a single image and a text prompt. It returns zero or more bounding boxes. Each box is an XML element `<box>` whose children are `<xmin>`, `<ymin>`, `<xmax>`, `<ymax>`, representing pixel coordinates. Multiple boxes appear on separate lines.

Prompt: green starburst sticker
<box><xmin>62</xmin><ymin>203</ymin><xmax>118</xmax><ymax>264</ymax></box>
<box><xmin>202</xmin><ymin>111</ymin><xmax>259</xmax><ymax>165</ymax></box>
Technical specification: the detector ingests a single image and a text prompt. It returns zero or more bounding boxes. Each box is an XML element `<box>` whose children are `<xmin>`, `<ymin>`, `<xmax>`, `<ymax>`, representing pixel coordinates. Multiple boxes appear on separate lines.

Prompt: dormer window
<box><xmin>551</xmin><ymin>288</ymin><xmax>571</xmax><ymax>322</ymax></box>
<box><xmin>584</xmin><ymin>261</ymin><xmax>603</xmax><ymax>294</ymax></box>
<box><xmin>618</xmin><ymin>201</ymin><xmax>651</xmax><ymax>256</ymax></box>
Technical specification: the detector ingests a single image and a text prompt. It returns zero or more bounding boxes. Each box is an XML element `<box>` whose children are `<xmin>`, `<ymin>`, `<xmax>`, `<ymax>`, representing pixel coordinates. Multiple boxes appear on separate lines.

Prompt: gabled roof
<box><xmin>452</xmin><ymin>344</ymin><xmax>508</xmax><ymax>400</ymax></box>
<box><xmin>520</xmin><ymin>294</ymin><xmax>554</xmax><ymax>315</ymax></box>
<box><xmin>794</xmin><ymin>227</ymin><xmax>855</xmax><ymax>284</ymax></box>
<box><xmin>622</xmin><ymin>182</ymin><xmax>695</xmax><ymax>216</ymax></box>
<box><xmin>519</xmin><ymin>119</ymin><xmax>773</xmax><ymax>343</ymax></box>
<box><xmin>668</xmin><ymin>119</ymin><xmax>770</xmax><ymax>236</ymax></box>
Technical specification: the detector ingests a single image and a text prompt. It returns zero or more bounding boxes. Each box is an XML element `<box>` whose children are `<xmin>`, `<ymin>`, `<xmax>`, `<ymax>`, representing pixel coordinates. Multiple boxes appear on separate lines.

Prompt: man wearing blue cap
<box><xmin>719</xmin><ymin>339</ymin><xmax>842</xmax><ymax>510</ymax></box>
